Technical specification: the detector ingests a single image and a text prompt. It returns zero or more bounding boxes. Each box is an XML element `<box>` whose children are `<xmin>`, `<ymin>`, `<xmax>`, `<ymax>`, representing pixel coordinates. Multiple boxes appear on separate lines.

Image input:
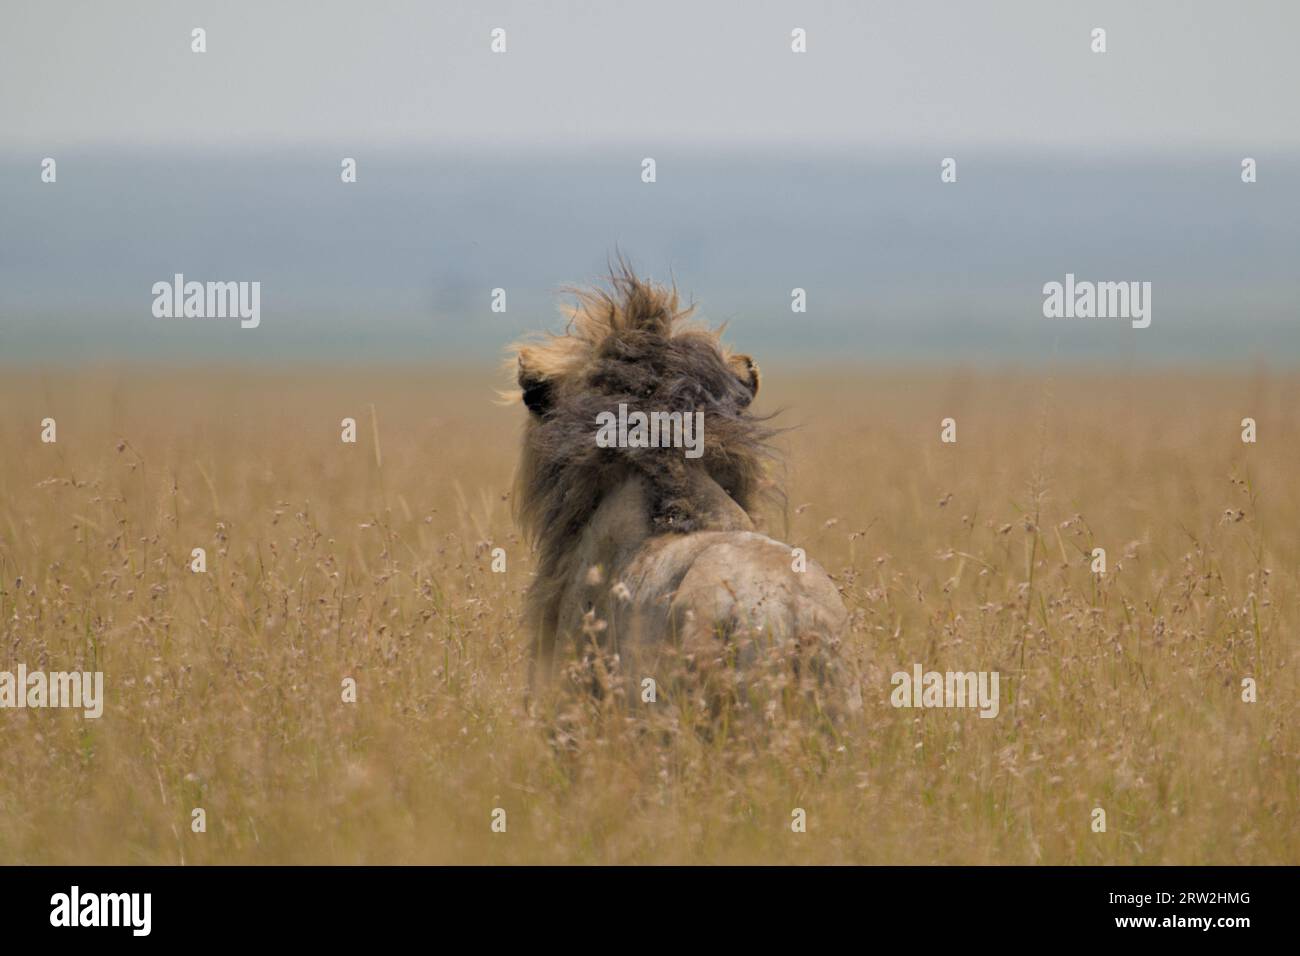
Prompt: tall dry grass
<box><xmin>0</xmin><ymin>365</ymin><xmax>1295</xmax><ymax>864</ymax></box>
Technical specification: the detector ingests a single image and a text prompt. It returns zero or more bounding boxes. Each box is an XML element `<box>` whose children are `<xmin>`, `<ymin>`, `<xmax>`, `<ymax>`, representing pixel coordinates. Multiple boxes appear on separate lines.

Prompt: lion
<box><xmin>509</xmin><ymin>264</ymin><xmax>848</xmax><ymax>709</ymax></box>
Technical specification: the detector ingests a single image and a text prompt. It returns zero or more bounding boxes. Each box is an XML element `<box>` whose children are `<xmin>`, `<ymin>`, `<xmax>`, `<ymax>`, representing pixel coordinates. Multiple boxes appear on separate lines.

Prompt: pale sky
<box><xmin>3</xmin><ymin>0</ymin><xmax>1297</xmax><ymax>149</ymax></box>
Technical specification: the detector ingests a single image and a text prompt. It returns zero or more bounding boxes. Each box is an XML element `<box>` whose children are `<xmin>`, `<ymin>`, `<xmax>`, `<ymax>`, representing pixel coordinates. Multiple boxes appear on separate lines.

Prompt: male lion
<box><xmin>510</xmin><ymin>265</ymin><xmax>847</xmax><ymax>708</ymax></box>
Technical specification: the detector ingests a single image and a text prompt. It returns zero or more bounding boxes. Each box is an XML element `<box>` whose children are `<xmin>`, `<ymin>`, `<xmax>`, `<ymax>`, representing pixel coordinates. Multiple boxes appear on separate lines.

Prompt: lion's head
<box><xmin>507</xmin><ymin>262</ymin><xmax>778</xmax><ymax>631</ymax></box>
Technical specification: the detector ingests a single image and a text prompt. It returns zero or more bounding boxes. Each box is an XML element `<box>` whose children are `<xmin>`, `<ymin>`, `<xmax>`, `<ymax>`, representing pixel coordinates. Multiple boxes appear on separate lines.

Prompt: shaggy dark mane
<box><xmin>508</xmin><ymin>263</ymin><xmax>780</xmax><ymax>649</ymax></box>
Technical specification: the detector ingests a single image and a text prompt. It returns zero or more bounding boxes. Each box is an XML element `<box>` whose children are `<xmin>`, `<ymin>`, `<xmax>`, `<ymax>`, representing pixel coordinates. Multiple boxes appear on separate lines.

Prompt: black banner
<box><xmin>0</xmin><ymin>866</ymin><xmax>1280</xmax><ymax>942</ymax></box>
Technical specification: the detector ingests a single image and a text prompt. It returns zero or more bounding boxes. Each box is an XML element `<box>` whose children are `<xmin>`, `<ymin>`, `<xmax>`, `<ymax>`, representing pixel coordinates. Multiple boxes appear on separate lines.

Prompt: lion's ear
<box><xmin>730</xmin><ymin>354</ymin><xmax>760</xmax><ymax>404</ymax></box>
<box><xmin>517</xmin><ymin>356</ymin><xmax>553</xmax><ymax>416</ymax></box>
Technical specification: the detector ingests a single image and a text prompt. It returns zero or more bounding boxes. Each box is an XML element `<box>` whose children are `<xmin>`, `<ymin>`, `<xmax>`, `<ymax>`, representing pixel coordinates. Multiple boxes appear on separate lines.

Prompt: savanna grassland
<box><xmin>0</xmin><ymin>365</ymin><xmax>1295</xmax><ymax>864</ymax></box>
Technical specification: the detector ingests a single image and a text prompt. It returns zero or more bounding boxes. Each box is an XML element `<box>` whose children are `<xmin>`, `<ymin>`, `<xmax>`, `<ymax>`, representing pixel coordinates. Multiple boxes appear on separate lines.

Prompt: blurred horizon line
<box><xmin>3</xmin><ymin>357</ymin><xmax>1295</xmax><ymax>374</ymax></box>
<box><xmin>5</xmin><ymin>148</ymin><xmax>1296</xmax><ymax>366</ymax></box>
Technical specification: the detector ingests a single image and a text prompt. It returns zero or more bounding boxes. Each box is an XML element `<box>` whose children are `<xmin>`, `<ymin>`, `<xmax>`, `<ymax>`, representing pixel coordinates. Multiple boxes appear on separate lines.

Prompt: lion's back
<box><xmin>616</xmin><ymin>530</ymin><xmax>847</xmax><ymax>671</ymax></box>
